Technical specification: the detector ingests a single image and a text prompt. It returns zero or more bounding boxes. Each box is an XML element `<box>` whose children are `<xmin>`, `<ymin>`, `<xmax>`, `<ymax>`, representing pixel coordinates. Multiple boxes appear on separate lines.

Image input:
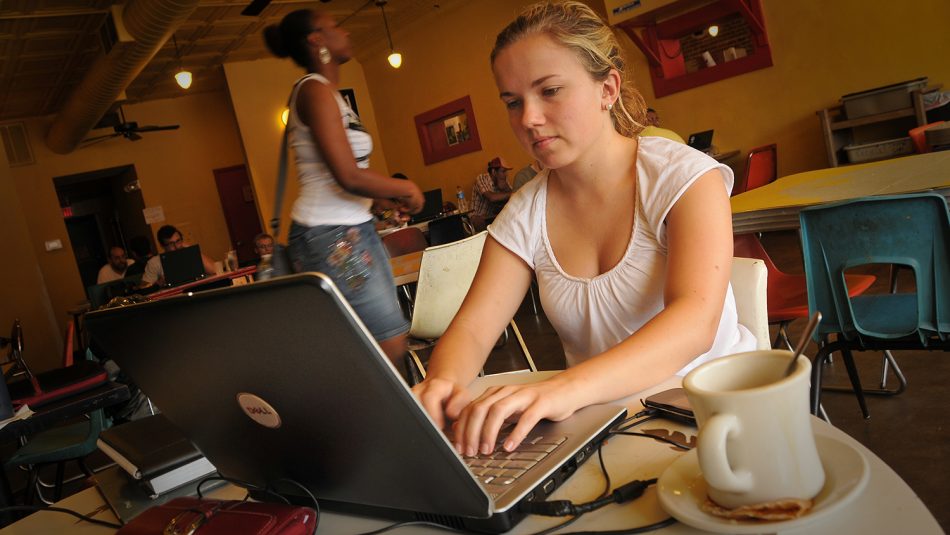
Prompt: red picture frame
<box><xmin>414</xmin><ymin>95</ymin><xmax>482</xmax><ymax>165</ymax></box>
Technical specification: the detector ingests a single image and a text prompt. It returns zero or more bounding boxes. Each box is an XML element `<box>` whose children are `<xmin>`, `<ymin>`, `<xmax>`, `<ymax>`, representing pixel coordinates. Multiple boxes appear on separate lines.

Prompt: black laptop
<box><xmin>409</xmin><ymin>188</ymin><xmax>444</xmax><ymax>224</ymax></box>
<box><xmin>159</xmin><ymin>245</ymin><xmax>206</xmax><ymax>287</ymax></box>
<box><xmin>686</xmin><ymin>129</ymin><xmax>714</xmax><ymax>153</ymax></box>
<box><xmin>84</xmin><ymin>273</ymin><xmax>625</xmax><ymax>533</ymax></box>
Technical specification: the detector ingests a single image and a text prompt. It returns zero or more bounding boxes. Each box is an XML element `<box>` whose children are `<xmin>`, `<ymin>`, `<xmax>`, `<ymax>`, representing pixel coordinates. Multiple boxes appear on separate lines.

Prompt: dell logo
<box><xmin>236</xmin><ymin>393</ymin><xmax>282</xmax><ymax>429</ymax></box>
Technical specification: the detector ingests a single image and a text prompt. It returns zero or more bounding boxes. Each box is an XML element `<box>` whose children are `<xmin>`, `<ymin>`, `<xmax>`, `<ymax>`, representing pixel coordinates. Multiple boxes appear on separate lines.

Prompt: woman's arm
<box><xmin>412</xmin><ymin>237</ymin><xmax>533</xmax><ymax>429</ymax></box>
<box><xmin>296</xmin><ymin>80</ymin><xmax>423</xmax><ymax>211</ymax></box>
<box><xmin>451</xmin><ymin>169</ymin><xmax>733</xmax><ymax>456</ymax></box>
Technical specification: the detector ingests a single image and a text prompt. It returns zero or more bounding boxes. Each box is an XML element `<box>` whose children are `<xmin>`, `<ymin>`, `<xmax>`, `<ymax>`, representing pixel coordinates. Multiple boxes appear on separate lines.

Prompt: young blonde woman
<box><xmin>264</xmin><ymin>10</ymin><xmax>423</xmax><ymax>364</ymax></box>
<box><xmin>413</xmin><ymin>1</ymin><xmax>755</xmax><ymax>457</ymax></box>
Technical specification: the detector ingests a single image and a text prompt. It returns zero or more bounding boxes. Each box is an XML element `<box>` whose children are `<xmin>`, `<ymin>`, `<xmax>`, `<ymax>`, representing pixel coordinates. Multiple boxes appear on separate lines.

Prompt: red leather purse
<box><xmin>115</xmin><ymin>497</ymin><xmax>317</xmax><ymax>535</ymax></box>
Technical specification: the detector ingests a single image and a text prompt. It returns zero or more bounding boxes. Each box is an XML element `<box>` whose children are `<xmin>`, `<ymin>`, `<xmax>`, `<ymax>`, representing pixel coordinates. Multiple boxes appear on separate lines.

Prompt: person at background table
<box><xmin>139</xmin><ymin>225</ymin><xmax>216</xmax><ymax>288</ymax></box>
<box><xmin>97</xmin><ymin>246</ymin><xmax>134</xmax><ymax>284</ymax></box>
<box><xmin>470</xmin><ymin>156</ymin><xmax>514</xmax><ymax>231</ymax></box>
<box><xmin>512</xmin><ymin>159</ymin><xmax>543</xmax><ymax>191</ymax></box>
<box><xmin>254</xmin><ymin>233</ymin><xmax>274</xmax><ymax>259</ymax></box>
<box><xmin>413</xmin><ymin>1</ymin><xmax>755</xmax><ymax>457</ymax></box>
<box><xmin>640</xmin><ymin>107</ymin><xmax>685</xmax><ymax>144</ymax></box>
<box><xmin>264</xmin><ymin>9</ymin><xmax>424</xmax><ymax>365</ymax></box>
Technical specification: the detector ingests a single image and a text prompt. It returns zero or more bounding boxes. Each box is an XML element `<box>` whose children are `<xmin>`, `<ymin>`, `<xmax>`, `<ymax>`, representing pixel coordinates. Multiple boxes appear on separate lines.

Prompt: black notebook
<box><xmin>97</xmin><ymin>414</ymin><xmax>216</xmax><ymax>495</ymax></box>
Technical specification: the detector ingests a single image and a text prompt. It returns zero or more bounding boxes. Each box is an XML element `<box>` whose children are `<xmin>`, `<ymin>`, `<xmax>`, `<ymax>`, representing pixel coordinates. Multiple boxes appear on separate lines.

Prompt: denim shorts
<box><xmin>288</xmin><ymin>219</ymin><xmax>409</xmax><ymax>341</ymax></box>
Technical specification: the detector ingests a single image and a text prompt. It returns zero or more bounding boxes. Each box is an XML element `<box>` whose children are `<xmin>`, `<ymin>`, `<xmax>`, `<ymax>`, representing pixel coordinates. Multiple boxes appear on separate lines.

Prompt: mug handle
<box><xmin>698</xmin><ymin>413</ymin><xmax>753</xmax><ymax>492</ymax></box>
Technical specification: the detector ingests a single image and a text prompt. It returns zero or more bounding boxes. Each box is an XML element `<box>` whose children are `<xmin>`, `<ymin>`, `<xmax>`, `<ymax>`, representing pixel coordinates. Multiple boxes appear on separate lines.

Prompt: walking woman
<box><xmin>264</xmin><ymin>9</ymin><xmax>424</xmax><ymax>364</ymax></box>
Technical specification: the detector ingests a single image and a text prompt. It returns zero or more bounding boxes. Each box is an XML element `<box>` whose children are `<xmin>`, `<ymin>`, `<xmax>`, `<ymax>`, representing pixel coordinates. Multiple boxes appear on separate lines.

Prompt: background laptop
<box><xmin>687</xmin><ymin>129</ymin><xmax>714</xmax><ymax>153</ymax></box>
<box><xmin>409</xmin><ymin>188</ymin><xmax>443</xmax><ymax>224</ymax></box>
<box><xmin>85</xmin><ymin>274</ymin><xmax>625</xmax><ymax>533</ymax></box>
<box><xmin>159</xmin><ymin>245</ymin><xmax>206</xmax><ymax>287</ymax></box>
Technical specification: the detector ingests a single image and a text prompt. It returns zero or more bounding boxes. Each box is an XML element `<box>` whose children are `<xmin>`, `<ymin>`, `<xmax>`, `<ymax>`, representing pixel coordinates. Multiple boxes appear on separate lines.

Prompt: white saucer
<box><xmin>657</xmin><ymin>434</ymin><xmax>869</xmax><ymax>534</ymax></box>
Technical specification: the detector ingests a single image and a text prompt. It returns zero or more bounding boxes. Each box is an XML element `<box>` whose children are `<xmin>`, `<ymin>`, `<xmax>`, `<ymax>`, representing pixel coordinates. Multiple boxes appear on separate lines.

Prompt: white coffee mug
<box><xmin>683</xmin><ymin>350</ymin><xmax>825</xmax><ymax>509</ymax></box>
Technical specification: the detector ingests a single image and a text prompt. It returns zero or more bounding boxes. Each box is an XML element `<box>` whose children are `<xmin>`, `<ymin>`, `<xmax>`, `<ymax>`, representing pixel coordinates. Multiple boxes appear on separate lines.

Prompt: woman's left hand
<box><xmin>453</xmin><ymin>378</ymin><xmax>579</xmax><ymax>457</ymax></box>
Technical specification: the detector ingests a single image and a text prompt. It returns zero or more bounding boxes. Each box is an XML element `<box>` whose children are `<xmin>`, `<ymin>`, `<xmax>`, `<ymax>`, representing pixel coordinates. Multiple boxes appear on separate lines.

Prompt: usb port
<box><xmin>576</xmin><ymin>450</ymin><xmax>586</xmax><ymax>463</ymax></box>
<box><xmin>542</xmin><ymin>479</ymin><xmax>555</xmax><ymax>495</ymax></box>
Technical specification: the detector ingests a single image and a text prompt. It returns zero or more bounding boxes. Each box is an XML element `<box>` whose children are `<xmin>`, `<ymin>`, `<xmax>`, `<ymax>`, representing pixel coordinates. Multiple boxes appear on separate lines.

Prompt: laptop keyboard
<box><xmin>463</xmin><ymin>434</ymin><xmax>567</xmax><ymax>497</ymax></box>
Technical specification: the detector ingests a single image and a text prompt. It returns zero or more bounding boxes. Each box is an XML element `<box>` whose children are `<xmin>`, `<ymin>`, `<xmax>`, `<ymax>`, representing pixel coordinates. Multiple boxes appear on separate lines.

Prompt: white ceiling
<box><xmin>0</xmin><ymin>0</ymin><xmax>457</xmax><ymax>123</ymax></box>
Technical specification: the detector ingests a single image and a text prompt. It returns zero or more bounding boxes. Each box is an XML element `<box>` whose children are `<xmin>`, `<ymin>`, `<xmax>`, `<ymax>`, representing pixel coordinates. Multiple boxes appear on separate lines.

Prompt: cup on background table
<box><xmin>225</xmin><ymin>250</ymin><xmax>238</xmax><ymax>272</ymax></box>
<box><xmin>682</xmin><ymin>350</ymin><xmax>825</xmax><ymax>509</ymax></box>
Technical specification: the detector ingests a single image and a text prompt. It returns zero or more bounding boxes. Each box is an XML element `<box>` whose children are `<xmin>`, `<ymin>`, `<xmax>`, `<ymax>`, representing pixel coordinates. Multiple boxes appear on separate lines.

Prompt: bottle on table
<box><xmin>256</xmin><ymin>253</ymin><xmax>274</xmax><ymax>281</ymax></box>
<box><xmin>456</xmin><ymin>186</ymin><xmax>467</xmax><ymax>213</ymax></box>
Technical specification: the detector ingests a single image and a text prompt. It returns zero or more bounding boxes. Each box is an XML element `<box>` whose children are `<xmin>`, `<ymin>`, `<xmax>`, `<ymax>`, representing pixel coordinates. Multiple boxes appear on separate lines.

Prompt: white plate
<box><xmin>657</xmin><ymin>434</ymin><xmax>869</xmax><ymax>534</ymax></box>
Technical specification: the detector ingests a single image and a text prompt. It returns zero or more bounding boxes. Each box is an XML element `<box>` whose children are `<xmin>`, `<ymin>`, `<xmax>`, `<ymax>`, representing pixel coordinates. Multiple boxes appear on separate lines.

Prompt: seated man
<box><xmin>471</xmin><ymin>156</ymin><xmax>514</xmax><ymax>231</ymax></box>
<box><xmin>97</xmin><ymin>246</ymin><xmax>135</xmax><ymax>284</ymax></box>
<box><xmin>512</xmin><ymin>159</ymin><xmax>542</xmax><ymax>191</ymax></box>
<box><xmin>254</xmin><ymin>233</ymin><xmax>274</xmax><ymax>259</ymax></box>
<box><xmin>640</xmin><ymin>107</ymin><xmax>685</xmax><ymax>144</ymax></box>
<box><xmin>140</xmin><ymin>225</ymin><xmax>216</xmax><ymax>288</ymax></box>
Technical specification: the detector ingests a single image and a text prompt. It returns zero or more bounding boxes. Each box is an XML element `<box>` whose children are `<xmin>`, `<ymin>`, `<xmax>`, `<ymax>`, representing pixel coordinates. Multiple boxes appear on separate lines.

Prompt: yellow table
<box><xmin>731</xmin><ymin>151</ymin><xmax>950</xmax><ymax>234</ymax></box>
<box><xmin>389</xmin><ymin>250</ymin><xmax>423</xmax><ymax>287</ymax></box>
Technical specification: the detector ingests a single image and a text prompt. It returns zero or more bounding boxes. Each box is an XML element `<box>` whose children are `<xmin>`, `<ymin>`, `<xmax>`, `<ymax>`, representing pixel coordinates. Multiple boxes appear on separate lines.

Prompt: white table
<box><xmin>2</xmin><ymin>374</ymin><xmax>940</xmax><ymax>534</ymax></box>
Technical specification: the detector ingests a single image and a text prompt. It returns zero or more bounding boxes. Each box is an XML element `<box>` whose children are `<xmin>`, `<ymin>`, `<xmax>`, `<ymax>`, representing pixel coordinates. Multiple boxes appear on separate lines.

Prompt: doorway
<box><xmin>213</xmin><ymin>165</ymin><xmax>263</xmax><ymax>266</ymax></box>
<box><xmin>53</xmin><ymin>165</ymin><xmax>151</xmax><ymax>292</ymax></box>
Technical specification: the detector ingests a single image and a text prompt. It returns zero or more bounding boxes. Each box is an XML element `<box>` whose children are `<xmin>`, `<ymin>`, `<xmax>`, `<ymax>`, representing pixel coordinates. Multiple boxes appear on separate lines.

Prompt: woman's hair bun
<box><xmin>263</xmin><ymin>25</ymin><xmax>289</xmax><ymax>58</ymax></box>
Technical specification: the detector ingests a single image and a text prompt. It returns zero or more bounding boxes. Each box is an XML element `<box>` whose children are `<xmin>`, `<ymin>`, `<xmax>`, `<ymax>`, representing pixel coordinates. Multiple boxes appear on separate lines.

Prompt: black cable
<box><xmin>611</xmin><ymin>431</ymin><xmax>691</xmax><ymax>451</ymax></box>
<box><xmin>354</xmin><ymin>519</ymin><xmax>469</xmax><ymax>534</ymax></box>
<box><xmin>0</xmin><ymin>505</ymin><xmax>123</xmax><ymax>529</ymax></box>
<box><xmin>196</xmin><ymin>475</ymin><xmax>290</xmax><ymax>504</ymax></box>
<box><xmin>558</xmin><ymin>516</ymin><xmax>678</xmax><ymax>534</ymax></box>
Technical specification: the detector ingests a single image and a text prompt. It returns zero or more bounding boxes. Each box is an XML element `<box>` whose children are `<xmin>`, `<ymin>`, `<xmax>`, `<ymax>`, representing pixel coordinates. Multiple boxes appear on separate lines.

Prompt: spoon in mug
<box><xmin>784</xmin><ymin>311</ymin><xmax>822</xmax><ymax>377</ymax></box>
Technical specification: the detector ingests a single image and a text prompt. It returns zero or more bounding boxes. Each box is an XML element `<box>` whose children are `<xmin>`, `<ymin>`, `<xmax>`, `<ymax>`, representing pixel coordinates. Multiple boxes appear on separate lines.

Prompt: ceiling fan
<box><xmin>82</xmin><ymin>107</ymin><xmax>180</xmax><ymax>147</ymax></box>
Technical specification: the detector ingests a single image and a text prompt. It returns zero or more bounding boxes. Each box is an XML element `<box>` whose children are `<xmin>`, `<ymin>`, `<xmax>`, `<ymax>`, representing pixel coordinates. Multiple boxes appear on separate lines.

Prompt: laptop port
<box><xmin>542</xmin><ymin>479</ymin><xmax>555</xmax><ymax>495</ymax></box>
<box><xmin>576</xmin><ymin>449</ymin><xmax>586</xmax><ymax>463</ymax></box>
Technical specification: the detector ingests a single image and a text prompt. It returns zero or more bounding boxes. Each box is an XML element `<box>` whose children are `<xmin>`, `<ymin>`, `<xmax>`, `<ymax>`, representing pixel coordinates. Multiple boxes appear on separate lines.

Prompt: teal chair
<box><xmin>800</xmin><ymin>193</ymin><xmax>950</xmax><ymax>419</ymax></box>
<box><xmin>5</xmin><ymin>349</ymin><xmax>111</xmax><ymax>505</ymax></box>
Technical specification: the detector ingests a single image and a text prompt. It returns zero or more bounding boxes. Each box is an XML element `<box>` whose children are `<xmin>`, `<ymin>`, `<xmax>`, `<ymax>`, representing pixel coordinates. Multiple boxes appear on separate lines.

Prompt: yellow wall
<box><xmin>223</xmin><ymin>58</ymin><xmax>390</xmax><ymax>242</ymax></box>
<box><xmin>10</xmin><ymin>91</ymin><xmax>245</xmax><ymax>337</ymax></box>
<box><xmin>1</xmin><ymin>141</ymin><xmax>62</xmax><ymax>371</ymax></box>
<box><xmin>622</xmin><ymin>0</ymin><xmax>950</xmax><ymax>177</ymax></box>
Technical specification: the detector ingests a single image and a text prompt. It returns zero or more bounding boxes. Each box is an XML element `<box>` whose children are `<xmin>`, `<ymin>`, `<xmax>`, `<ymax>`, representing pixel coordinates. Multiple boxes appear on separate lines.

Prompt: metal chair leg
<box><xmin>772</xmin><ymin>321</ymin><xmax>794</xmax><ymax>351</ymax></box>
<box><xmin>822</xmin><ymin>349</ymin><xmax>907</xmax><ymax>396</ymax></box>
<box><xmin>838</xmin><ymin>346</ymin><xmax>870</xmax><ymax>419</ymax></box>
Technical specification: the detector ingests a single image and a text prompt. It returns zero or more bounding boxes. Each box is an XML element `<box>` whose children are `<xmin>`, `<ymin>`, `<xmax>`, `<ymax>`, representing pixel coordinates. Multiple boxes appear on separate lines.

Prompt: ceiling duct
<box><xmin>45</xmin><ymin>0</ymin><xmax>199</xmax><ymax>154</ymax></box>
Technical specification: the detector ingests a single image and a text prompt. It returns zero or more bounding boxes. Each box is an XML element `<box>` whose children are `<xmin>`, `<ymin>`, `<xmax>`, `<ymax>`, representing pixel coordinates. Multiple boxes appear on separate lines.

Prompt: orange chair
<box><xmin>733</xmin><ymin>233</ymin><xmax>876</xmax><ymax>349</ymax></box>
<box><xmin>908</xmin><ymin>121</ymin><xmax>946</xmax><ymax>154</ymax></box>
<box><xmin>733</xmin><ymin>144</ymin><xmax>777</xmax><ymax>196</ymax></box>
<box><xmin>381</xmin><ymin>227</ymin><xmax>428</xmax><ymax>258</ymax></box>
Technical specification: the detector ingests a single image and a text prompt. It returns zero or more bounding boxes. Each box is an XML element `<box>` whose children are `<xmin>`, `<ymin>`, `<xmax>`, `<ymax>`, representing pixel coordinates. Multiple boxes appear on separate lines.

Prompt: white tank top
<box><xmin>288</xmin><ymin>73</ymin><xmax>373</xmax><ymax>227</ymax></box>
<box><xmin>489</xmin><ymin>137</ymin><xmax>757</xmax><ymax>374</ymax></box>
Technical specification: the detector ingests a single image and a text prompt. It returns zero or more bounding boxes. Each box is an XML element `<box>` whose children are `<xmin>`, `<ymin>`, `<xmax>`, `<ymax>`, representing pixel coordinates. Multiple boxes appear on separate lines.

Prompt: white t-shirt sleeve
<box><xmin>637</xmin><ymin>138</ymin><xmax>734</xmax><ymax>248</ymax></box>
<box><xmin>141</xmin><ymin>256</ymin><xmax>162</xmax><ymax>284</ymax></box>
<box><xmin>487</xmin><ymin>173</ymin><xmax>546</xmax><ymax>270</ymax></box>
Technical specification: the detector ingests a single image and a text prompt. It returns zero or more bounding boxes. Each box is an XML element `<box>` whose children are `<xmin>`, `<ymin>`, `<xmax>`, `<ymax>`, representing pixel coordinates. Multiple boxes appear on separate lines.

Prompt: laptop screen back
<box><xmin>160</xmin><ymin>245</ymin><xmax>205</xmax><ymax>287</ymax></box>
<box><xmin>409</xmin><ymin>189</ymin><xmax>443</xmax><ymax>224</ymax></box>
<box><xmin>84</xmin><ymin>274</ymin><xmax>489</xmax><ymax>518</ymax></box>
<box><xmin>687</xmin><ymin>129</ymin><xmax>714</xmax><ymax>152</ymax></box>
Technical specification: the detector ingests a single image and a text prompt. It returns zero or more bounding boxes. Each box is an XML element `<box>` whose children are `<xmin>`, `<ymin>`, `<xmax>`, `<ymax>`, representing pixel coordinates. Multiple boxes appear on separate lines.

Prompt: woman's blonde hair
<box><xmin>491</xmin><ymin>1</ymin><xmax>647</xmax><ymax>137</ymax></box>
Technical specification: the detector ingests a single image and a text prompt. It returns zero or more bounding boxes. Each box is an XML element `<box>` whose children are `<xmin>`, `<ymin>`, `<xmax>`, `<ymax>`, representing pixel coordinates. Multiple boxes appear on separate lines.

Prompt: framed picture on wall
<box><xmin>339</xmin><ymin>88</ymin><xmax>359</xmax><ymax>116</ymax></box>
<box><xmin>414</xmin><ymin>95</ymin><xmax>482</xmax><ymax>165</ymax></box>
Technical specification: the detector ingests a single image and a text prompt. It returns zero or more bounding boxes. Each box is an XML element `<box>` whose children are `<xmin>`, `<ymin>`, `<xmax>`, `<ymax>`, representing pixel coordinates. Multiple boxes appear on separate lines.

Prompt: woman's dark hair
<box><xmin>128</xmin><ymin>235</ymin><xmax>152</xmax><ymax>258</ymax></box>
<box><xmin>263</xmin><ymin>9</ymin><xmax>315</xmax><ymax>69</ymax></box>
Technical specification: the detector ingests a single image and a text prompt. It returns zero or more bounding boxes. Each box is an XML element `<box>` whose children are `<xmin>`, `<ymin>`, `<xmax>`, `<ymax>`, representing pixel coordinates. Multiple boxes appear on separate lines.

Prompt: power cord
<box><xmin>520</xmin><ymin>479</ymin><xmax>657</xmax><ymax>517</ymax></box>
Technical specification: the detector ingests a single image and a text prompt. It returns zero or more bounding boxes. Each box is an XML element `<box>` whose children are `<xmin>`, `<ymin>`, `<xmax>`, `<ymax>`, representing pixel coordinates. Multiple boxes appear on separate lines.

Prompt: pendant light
<box><xmin>376</xmin><ymin>1</ymin><xmax>402</xmax><ymax>69</ymax></box>
<box><xmin>172</xmin><ymin>35</ymin><xmax>193</xmax><ymax>89</ymax></box>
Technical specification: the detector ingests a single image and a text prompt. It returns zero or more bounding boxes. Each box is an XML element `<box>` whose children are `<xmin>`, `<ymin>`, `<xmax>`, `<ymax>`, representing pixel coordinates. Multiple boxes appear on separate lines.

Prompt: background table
<box><xmin>1</xmin><ymin>374</ymin><xmax>939</xmax><ymax>534</ymax></box>
<box><xmin>731</xmin><ymin>151</ymin><xmax>950</xmax><ymax>234</ymax></box>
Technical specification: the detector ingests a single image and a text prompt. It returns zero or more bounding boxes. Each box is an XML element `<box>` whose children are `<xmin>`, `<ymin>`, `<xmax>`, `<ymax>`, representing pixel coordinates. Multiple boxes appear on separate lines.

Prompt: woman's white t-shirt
<box><xmin>489</xmin><ymin>136</ymin><xmax>756</xmax><ymax>374</ymax></box>
<box><xmin>288</xmin><ymin>73</ymin><xmax>373</xmax><ymax>227</ymax></box>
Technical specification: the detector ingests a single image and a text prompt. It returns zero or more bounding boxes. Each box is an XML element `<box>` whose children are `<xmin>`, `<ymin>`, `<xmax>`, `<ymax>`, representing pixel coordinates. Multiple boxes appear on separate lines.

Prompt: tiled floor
<box><xmin>3</xmin><ymin>230</ymin><xmax>947</xmax><ymax>531</ymax></box>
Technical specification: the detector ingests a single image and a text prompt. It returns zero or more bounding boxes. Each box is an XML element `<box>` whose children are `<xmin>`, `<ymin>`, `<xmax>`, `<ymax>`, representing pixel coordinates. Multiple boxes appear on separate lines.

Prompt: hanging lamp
<box><xmin>172</xmin><ymin>35</ymin><xmax>193</xmax><ymax>89</ymax></box>
<box><xmin>376</xmin><ymin>1</ymin><xmax>402</xmax><ymax>69</ymax></box>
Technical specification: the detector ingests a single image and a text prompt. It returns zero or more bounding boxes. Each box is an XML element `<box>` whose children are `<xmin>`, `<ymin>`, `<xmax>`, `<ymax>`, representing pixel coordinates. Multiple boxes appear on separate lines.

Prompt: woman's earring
<box><xmin>319</xmin><ymin>46</ymin><xmax>332</xmax><ymax>65</ymax></box>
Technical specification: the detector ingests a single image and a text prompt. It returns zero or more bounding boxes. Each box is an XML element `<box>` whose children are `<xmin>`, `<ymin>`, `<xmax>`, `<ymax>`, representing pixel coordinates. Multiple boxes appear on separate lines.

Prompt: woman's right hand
<box><xmin>412</xmin><ymin>377</ymin><xmax>472</xmax><ymax>431</ymax></box>
<box><xmin>397</xmin><ymin>183</ymin><xmax>425</xmax><ymax>215</ymax></box>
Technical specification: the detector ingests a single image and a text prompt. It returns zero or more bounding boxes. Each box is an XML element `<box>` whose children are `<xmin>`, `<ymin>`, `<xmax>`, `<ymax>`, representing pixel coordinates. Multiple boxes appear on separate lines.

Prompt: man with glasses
<box><xmin>140</xmin><ymin>224</ymin><xmax>216</xmax><ymax>288</ymax></box>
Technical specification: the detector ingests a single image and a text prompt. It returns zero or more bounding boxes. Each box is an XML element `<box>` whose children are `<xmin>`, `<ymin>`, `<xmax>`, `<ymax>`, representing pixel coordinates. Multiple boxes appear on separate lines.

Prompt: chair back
<box><xmin>730</xmin><ymin>257</ymin><xmax>770</xmax><ymax>350</ymax></box>
<box><xmin>381</xmin><ymin>227</ymin><xmax>428</xmax><ymax>258</ymax></box>
<box><xmin>427</xmin><ymin>214</ymin><xmax>470</xmax><ymax>246</ymax></box>
<box><xmin>734</xmin><ymin>144</ymin><xmax>777</xmax><ymax>196</ymax></box>
<box><xmin>409</xmin><ymin>231</ymin><xmax>488</xmax><ymax>340</ymax></box>
<box><xmin>799</xmin><ymin>193</ymin><xmax>950</xmax><ymax>343</ymax></box>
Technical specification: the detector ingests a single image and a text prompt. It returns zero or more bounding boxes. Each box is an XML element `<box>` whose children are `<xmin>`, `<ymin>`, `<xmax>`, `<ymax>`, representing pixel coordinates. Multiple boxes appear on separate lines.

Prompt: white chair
<box><xmin>406</xmin><ymin>231</ymin><xmax>537</xmax><ymax>382</ymax></box>
<box><xmin>730</xmin><ymin>257</ymin><xmax>770</xmax><ymax>350</ymax></box>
